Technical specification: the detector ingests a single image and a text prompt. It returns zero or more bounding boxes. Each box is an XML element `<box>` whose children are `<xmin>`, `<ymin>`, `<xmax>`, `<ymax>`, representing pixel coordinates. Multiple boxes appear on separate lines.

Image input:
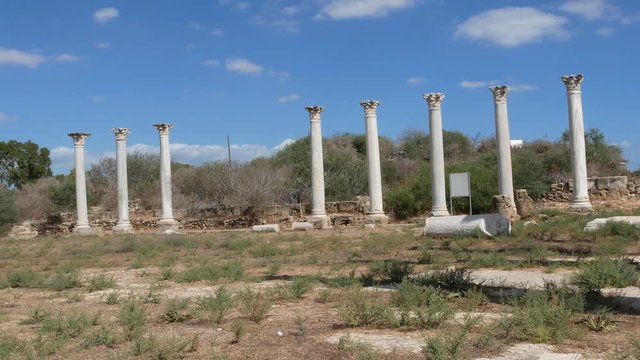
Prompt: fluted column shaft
<box><xmin>424</xmin><ymin>93</ymin><xmax>449</xmax><ymax>216</ymax></box>
<box><xmin>113</xmin><ymin>128</ymin><xmax>133</xmax><ymax>232</ymax></box>
<box><xmin>562</xmin><ymin>74</ymin><xmax>592</xmax><ymax>209</ymax></box>
<box><xmin>153</xmin><ymin>123</ymin><xmax>177</xmax><ymax>225</ymax></box>
<box><xmin>361</xmin><ymin>100</ymin><xmax>385</xmax><ymax>215</ymax></box>
<box><xmin>68</xmin><ymin>133</ymin><xmax>91</xmax><ymax>229</ymax></box>
<box><xmin>490</xmin><ymin>86</ymin><xmax>515</xmax><ymax>208</ymax></box>
<box><xmin>306</xmin><ymin>106</ymin><xmax>327</xmax><ymax>216</ymax></box>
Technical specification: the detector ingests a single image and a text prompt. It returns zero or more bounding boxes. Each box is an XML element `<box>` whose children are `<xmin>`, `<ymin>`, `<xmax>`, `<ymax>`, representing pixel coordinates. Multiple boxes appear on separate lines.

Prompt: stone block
<box><xmin>587</xmin><ymin>177</ymin><xmax>595</xmax><ymax>191</ymax></box>
<box><xmin>308</xmin><ymin>215</ymin><xmax>331</xmax><ymax>229</ymax></box>
<box><xmin>514</xmin><ymin>189</ymin><xmax>537</xmax><ymax>219</ymax></box>
<box><xmin>252</xmin><ymin>224</ymin><xmax>280</xmax><ymax>233</ymax></box>
<box><xmin>365</xmin><ymin>213</ymin><xmax>389</xmax><ymax>224</ymax></box>
<box><xmin>424</xmin><ymin>214</ymin><xmax>511</xmax><ymax>237</ymax></box>
<box><xmin>292</xmin><ymin>222</ymin><xmax>314</xmax><ymax>231</ymax></box>
<box><xmin>538</xmin><ymin>353</ymin><xmax>582</xmax><ymax>360</ymax></box>
<box><xmin>492</xmin><ymin>195</ymin><xmax>518</xmax><ymax>222</ymax></box>
<box><xmin>72</xmin><ymin>226</ymin><xmax>103</xmax><ymax>237</ymax></box>
<box><xmin>583</xmin><ymin>216</ymin><xmax>640</xmax><ymax>232</ymax></box>
<box><xmin>8</xmin><ymin>224</ymin><xmax>38</xmax><ymax>239</ymax></box>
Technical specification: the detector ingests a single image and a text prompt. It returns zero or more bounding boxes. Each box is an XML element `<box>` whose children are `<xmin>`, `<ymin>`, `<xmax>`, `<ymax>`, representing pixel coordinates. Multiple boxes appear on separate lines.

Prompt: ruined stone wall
<box><xmin>541</xmin><ymin>175</ymin><xmax>640</xmax><ymax>203</ymax></box>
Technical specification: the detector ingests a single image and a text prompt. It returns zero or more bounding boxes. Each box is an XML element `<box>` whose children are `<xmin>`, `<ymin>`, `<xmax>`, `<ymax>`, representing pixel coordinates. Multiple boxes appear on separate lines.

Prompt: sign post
<box><xmin>449</xmin><ymin>172</ymin><xmax>472</xmax><ymax>215</ymax></box>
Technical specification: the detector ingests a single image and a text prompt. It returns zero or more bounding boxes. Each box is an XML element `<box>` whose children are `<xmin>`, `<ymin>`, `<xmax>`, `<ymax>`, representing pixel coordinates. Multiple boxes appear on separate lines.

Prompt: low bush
<box><xmin>411</xmin><ymin>268</ymin><xmax>475</xmax><ymax>293</ymax></box>
<box><xmin>120</xmin><ymin>300</ymin><xmax>146</xmax><ymax>340</ymax></box>
<box><xmin>196</xmin><ymin>287</ymin><xmax>235</xmax><ymax>324</ymax></box>
<box><xmin>572</xmin><ymin>258</ymin><xmax>639</xmax><ymax>292</ymax></box>
<box><xmin>86</xmin><ymin>274</ymin><xmax>116</xmax><ymax>292</ymax></box>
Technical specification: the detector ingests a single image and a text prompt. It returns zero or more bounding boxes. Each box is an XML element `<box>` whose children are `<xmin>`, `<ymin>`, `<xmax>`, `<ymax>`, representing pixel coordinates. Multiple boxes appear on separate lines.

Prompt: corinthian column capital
<box><xmin>360</xmin><ymin>100</ymin><xmax>380</xmax><ymax>116</ymax></box>
<box><xmin>562</xmin><ymin>74</ymin><xmax>584</xmax><ymax>91</ymax></box>
<box><xmin>305</xmin><ymin>106</ymin><xmax>324</xmax><ymax>121</ymax></box>
<box><xmin>423</xmin><ymin>93</ymin><xmax>445</xmax><ymax>109</ymax></box>
<box><xmin>68</xmin><ymin>133</ymin><xmax>91</xmax><ymax>146</ymax></box>
<box><xmin>113</xmin><ymin>128</ymin><xmax>131</xmax><ymax>141</ymax></box>
<box><xmin>490</xmin><ymin>86</ymin><xmax>509</xmax><ymax>102</ymax></box>
<box><xmin>153</xmin><ymin>123</ymin><xmax>173</xmax><ymax>136</ymax></box>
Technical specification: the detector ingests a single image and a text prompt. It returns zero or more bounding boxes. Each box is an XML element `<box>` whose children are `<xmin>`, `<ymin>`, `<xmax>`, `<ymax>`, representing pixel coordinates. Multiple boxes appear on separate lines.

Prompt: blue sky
<box><xmin>1</xmin><ymin>0</ymin><xmax>639</xmax><ymax>173</ymax></box>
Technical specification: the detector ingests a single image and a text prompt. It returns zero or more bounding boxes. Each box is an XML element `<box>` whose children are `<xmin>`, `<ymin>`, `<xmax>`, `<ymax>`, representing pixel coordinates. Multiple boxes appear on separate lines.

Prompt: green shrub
<box><xmin>196</xmin><ymin>287</ymin><xmax>235</xmax><ymax>324</ymax></box>
<box><xmin>86</xmin><ymin>274</ymin><xmax>116</xmax><ymax>292</ymax></box>
<box><xmin>7</xmin><ymin>269</ymin><xmax>45</xmax><ymax>288</ymax></box>
<box><xmin>40</xmin><ymin>312</ymin><xmax>96</xmax><ymax>339</ymax></box>
<box><xmin>0</xmin><ymin>188</ymin><xmax>19</xmax><ymax>236</ymax></box>
<box><xmin>423</xmin><ymin>329</ymin><xmax>467</xmax><ymax>360</ymax></box>
<box><xmin>177</xmin><ymin>261</ymin><xmax>245</xmax><ymax>283</ymax></box>
<box><xmin>386</xmin><ymin>186</ymin><xmax>419</xmax><ymax>220</ymax></box>
<box><xmin>411</xmin><ymin>268</ymin><xmax>474</xmax><ymax>293</ymax></box>
<box><xmin>238</xmin><ymin>288</ymin><xmax>272</xmax><ymax>323</ymax></box>
<box><xmin>161</xmin><ymin>298</ymin><xmax>191</xmax><ymax>323</ymax></box>
<box><xmin>81</xmin><ymin>326</ymin><xmax>119</xmax><ymax>349</ymax></box>
<box><xmin>368</xmin><ymin>260</ymin><xmax>414</xmax><ymax>283</ymax></box>
<box><xmin>289</xmin><ymin>277</ymin><xmax>313</xmax><ymax>299</ymax></box>
<box><xmin>47</xmin><ymin>270</ymin><xmax>82</xmax><ymax>291</ymax></box>
<box><xmin>0</xmin><ymin>335</ymin><xmax>26</xmax><ymax>359</ymax></box>
<box><xmin>338</xmin><ymin>288</ymin><xmax>395</xmax><ymax>327</ymax></box>
<box><xmin>393</xmin><ymin>283</ymin><xmax>454</xmax><ymax>329</ymax></box>
<box><xmin>249</xmin><ymin>243</ymin><xmax>280</xmax><ymax>258</ymax></box>
<box><xmin>120</xmin><ymin>300</ymin><xmax>146</xmax><ymax>340</ymax></box>
<box><xmin>572</xmin><ymin>258</ymin><xmax>639</xmax><ymax>292</ymax></box>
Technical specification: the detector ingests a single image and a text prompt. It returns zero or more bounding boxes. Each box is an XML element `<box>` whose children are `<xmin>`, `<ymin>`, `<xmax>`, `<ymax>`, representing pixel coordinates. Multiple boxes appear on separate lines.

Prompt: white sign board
<box><xmin>449</xmin><ymin>172</ymin><xmax>471</xmax><ymax>197</ymax></box>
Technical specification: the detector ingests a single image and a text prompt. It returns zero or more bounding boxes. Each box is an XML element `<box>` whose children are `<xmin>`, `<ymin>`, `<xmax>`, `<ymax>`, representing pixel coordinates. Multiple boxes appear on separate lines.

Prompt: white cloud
<box><xmin>459</xmin><ymin>80</ymin><xmax>495</xmax><ymax>88</ymax></box>
<box><xmin>210</xmin><ymin>29</ymin><xmax>225</xmax><ymax>37</ymax></box>
<box><xmin>50</xmin><ymin>140</ymin><xmax>295</xmax><ymax>174</ymax></box>
<box><xmin>407</xmin><ymin>77</ymin><xmax>426</xmax><ymax>85</ymax></box>
<box><xmin>225</xmin><ymin>58</ymin><xmax>264</xmax><ymax>75</ymax></box>
<box><xmin>202</xmin><ymin>59</ymin><xmax>221</xmax><ymax>67</ymax></box>
<box><xmin>277</xmin><ymin>94</ymin><xmax>300</xmax><ymax>103</ymax></box>
<box><xmin>455</xmin><ymin>7</ymin><xmax>570</xmax><ymax>48</ymax></box>
<box><xmin>459</xmin><ymin>81</ymin><xmax>536</xmax><ymax>91</ymax></box>
<box><xmin>188</xmin><ymin>21</ymin><xmax>203</xmax><ymax>30</ymax></box>
<box><xmin>316</xmin><ymin>0</ymin><xmax>417</xmax><ymax>20</ymax></box>
<box><xmin>55</xmin><ymin>54</ymin><xmax>79</xmax><ymax>63</ymax></box>
<box><xmin>559</xmin><ymin>0</ymin><xmax>619</xmax><ymax>21</ymax></box>
<box><xmin>270</xmin><ymin>20</ymin><xmax>300</xmax><ymax>33</ymax></box>
<box><xmin>596</xmin><ymin>27</ymin><xmax>614</xmax><ymax>36</ymax></box>
<box><xmin>95</xmin><ymin>42</ymin><xmax>111</xmax><ymax>49</ymax></box>
<box><xmin>0</xmin><ymin>112</ymin><xmax>17</xmax><ymax>122</ymax></box>
<box><xmin>0</xmin><ymin>48</ymin><xmax>46</xmax><ymax>68</ymax></box>
<box><xmin>282</xmin><ymin>6</ymin><xmax>301</xmax><ymax>16</ymax></box>
<box><xmin>219</xmin><ymin>0</ymin><xmax>250</xmax><ymax>10</ymax></box>
<box><xmin>93</xmin><ymin>7</ymin><xmax>119</xmax><ymax>24</ymax></box>
<box><xmin>267</xmin><ymin>69</ymin><xmax>290</xmax><ymax>80</ymax></box>
<box><xmin>88</xmin><ymin>95</ymin><xmax>107</xmax><ymax>103</ymax></box>
<box><xmin>273</xmin><ymin>139</ymin><xmax>295</xmax><ymax>152</ymax></box>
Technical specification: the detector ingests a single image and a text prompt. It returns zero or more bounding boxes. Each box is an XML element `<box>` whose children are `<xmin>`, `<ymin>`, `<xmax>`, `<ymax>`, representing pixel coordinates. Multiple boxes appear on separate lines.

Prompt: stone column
<box><xmin>424</xmin><ymin>93</ymin><xmax>450</xmax><ymax>217</ymax></box>
<box><xmin>305</xmin><ymin>106</ymin><xmax>331</xmax><ymax>229</ymax></box>
<box><xmin>112</xmin><ymin>128</ymin><xmax>134</xmax><ymax>233</ymax></box>
<box><xmin>490</xmin><ymin>86</ymin><xmax>516</xmax><ymax>210</ymax></box>
<box><xmin>68</xmin><ymin>133</ymin><xmax>98</xmax><ymax>236</ymax></box>
<box><xmin>153</xmin><ymin>123</ymin><xmax>179</xmax><ymax>230</ymax></box>
<box><xmin>562</xmin><ymin>74</ymin><xmax>592</xmax><ymax>210</ymax></box>
<box><xmin>360</xmin><ymin>100</ymin><xmax>388</xmax><ymax>223</ymax></box>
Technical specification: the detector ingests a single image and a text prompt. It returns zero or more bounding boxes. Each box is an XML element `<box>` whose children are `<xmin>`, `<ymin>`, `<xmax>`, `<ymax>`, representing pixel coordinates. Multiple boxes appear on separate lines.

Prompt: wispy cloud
<box><xmin>559</xmin><ymin>0</ymin><xmax>619</xmax><ymax>21</ymax></box>
<box><xmin>407</xmin><ymin>77</ymin><xmax>426</xmax><ymax>86</ymax></box>
<box><xmin>316</xmin><ymin>0</ymin><xmax>417</xmax><ymax>20</ymax></box>
<box><xmin>88</xmin><ymin>96</ymin><xmax>107</xmax><ymax>104</ymax></box>
<box><xmin>219</xmin><ymin>0</ymin><xmax>250</xmax><ymax>11</ymax></box>
<box><xmin>50</xmin><ymin>139</ymin><xmax>296</xmax><ymax>174</ymax></box>
<box><xmin>95</xmin><ymin>41</ymin><xmax>111</xmax><ymax>49</ymax></box>
<box><xmin>0</xmin><ymin>112</ymin><xmax>17</xmax><ymax>122</ymax></box>
<box><xmin>202</xmin><ymin>59</ymin><xmax>221</xmax><ymax>67</ymax></box>
<box><xmin>596</xmin><ymin>27</ymin><xmax>614</xmax><ymax>36</ymax></box>
<box><xmin>0</xmin><ymin>48</ymin><xmax>46</xmax><ymax>68</ymax></box>
<box><xmin>55</xmin><ymin>54</ymin><xmax>79</xmax><ymax>63</ymax></box>
<box><xmin>225</xmin><ymin>58</ymin><xmax>264</xmax><ymax>75</ymax></box>
<box><xmin>459</xmin><ymin>80</ymin><xmax>537</xmax><ymax>92</ymax></box>
<box><xmin>210</xmin><ymin>29</ymin><xmax>225</xmax><ymax>36</ymax></box>
<box><xmin>277</xmin><ymin>94</ymin><xmax>300</xmax><ymax>103</ymax></box>
<box><xmin>267</xmin><ymin>69</ymin><xmax>290</xmax><ymax>80</ymax></box>
<box><xmin>455</xmin><ymin>7</ymin><xmax>570</xmax><ymax>47</ymax></box>
<box><xmin>93</xmin><ymin>7</ymin><xmax>119</xmax><ymax>24</ymax></box>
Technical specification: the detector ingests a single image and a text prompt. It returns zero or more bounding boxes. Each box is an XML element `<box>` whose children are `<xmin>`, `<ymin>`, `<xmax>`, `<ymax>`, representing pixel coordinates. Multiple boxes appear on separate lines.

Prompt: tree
<box><xmin>0</xmin><ymin>187</ymin><xmax>20</xmax><ymax>235</ymax></box>
<box><xmin>0</xmin><ymin>140</ymin><xmax>52</xmax><ymax>189</ymax></box>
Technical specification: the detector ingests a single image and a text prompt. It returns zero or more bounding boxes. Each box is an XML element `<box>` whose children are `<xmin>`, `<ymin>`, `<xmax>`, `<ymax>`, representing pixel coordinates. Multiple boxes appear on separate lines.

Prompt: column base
<box><xmin>430</xmin><ymin>207</ymin><xmax>450</xmax><ymax>217</ymax></box>
<box><xmin>112</xmin><ymin>222</ymin><xmax>134</xmax><ymax>234</ymax></box>
<box><xmin>570</xmin><ymin>199</ymin><xmax>593</xmax><ymax>210</ymax></box>
<box><xmin>157</xmin><ymin>218</ymin><xmax>179</xmax><ymax>231</ymax></box>
<box><xmin>72</xmin><ymin>225</ymin><xmax>102</xmax><ymax>237</ymax></box>
<box><xmin>365</xmin><ymin>213</ymin><xmax>389</xmax><ymax>224</ymax></box>
<box><xmin>308</xmin><ymin>214</ymin><xmax>332</xmax><ymax>229</ymax></box>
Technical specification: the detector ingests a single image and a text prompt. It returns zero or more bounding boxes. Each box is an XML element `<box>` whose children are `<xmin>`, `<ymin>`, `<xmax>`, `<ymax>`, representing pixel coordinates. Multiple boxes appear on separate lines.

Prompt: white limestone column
<box><xmin>424</xmin><ymin>93</ymin><xmax>450</xmax><ymax>216</ymax></box>
<box><xmin>490</xmin><ymin>86</ymin><xmax>516</xmax><ymax>209</ymax></box>
<box><xmin>305</xmin><ymin>106</ymin><xmax>331</xmax><ymax>228</ymax></box>
<box><xmin>153</xmin><ymin>123</ymin><xmax>179</xmax><ymax>229</ymax></box>
<box><xmin>562</xmin><ymin>74</ymin><xmax>592</xmax><ymax>209</ymax></box>
<box><xmin>360</xmin><ymin>100</ymin><xmax>388</xmax><ymax>223</ymax></box>
<box><xmin>68</xmin><ymin>133</ymin><xmax>95</xmax><ymax>235</ymax></box>
<box><xmin>112</xmin><ymin>128</ymin><xmax>134</xmax><ymax>233</ymax></box>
